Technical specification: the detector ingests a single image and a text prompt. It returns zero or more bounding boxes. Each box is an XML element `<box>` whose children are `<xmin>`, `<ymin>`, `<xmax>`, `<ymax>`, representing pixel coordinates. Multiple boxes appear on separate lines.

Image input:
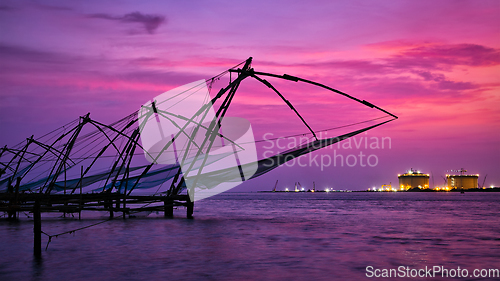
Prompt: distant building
<box><xmin>446</xmin><ymin>174</ymin><xmax>478</xmax><ymax>189</ymax></box>
<box><xmin>398</xmin><ymin>168</ymin><xmax>429</xmax><ymax>190</ymax></box>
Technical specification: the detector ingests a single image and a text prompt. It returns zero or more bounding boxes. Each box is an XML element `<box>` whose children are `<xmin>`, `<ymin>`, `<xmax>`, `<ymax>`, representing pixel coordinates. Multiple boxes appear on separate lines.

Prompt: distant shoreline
<box><xmin>258</xmin><ymin>187</ymin><xmax>500</xmax><ymax>193</ymax></box>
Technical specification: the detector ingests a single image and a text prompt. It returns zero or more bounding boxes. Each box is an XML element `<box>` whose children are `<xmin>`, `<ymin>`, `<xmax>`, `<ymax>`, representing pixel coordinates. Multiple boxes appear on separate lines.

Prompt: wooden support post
<box><xmin>122</xmin><ymin>193</ymin><xmax>127</xmax><ymax>219</ymax></box>
<box><xmin>115</xmin><ymin>188</ymin><xmax>120</xmax><ymax>210</ymax></box>
<box><xmin>164</xmin><ymin>198</ymin><xmax>173</xmax><ymax>218</ymax></box>
<box><xmin>11</xmin><ymin>177</ymin><xmax>21</xmax><ymax>220</ymax></box>
<box><xmin>7</xmin><ymin>178</ymin><xmax>15</xmax><ymax>220</ymax></box>
<box><xmin>64</xmin><ymin>164</ymin><xmax>67</xmax><ymax>218</ymax></box>
<box><xmin>108</xmin><ymin>194</ymin><xmax>113</xmax><ymax>219</ymax></box>
<box><xmin>33</xmin><ymin>200</ymin><xmax>42</xmax><ymax>258</ymax></box>
<box><xmin>186</xmin><ymin>197</ymin><xmax>194</xmax><ymax>219</ymax></box>
<box><xmin>79</xmin><ymin>166</ymin><xmax>83</xmax><ymax>220</ymax></box>
<box><xmin>108</xmin><ymin>189</ymin><xmax>114</xmax><ymax>219</ymax></box>
<box><xmin>123</xmin><ymin>167</ymin><xmax>128</xmax><ymax>219</ymax></box>
<box><xmin>122</xmin><ymin>196</ymin><xmax>126</xmax><ymax>219</ymax></box>
<box><xmin>14</xmin><ymin>177</ymin><xmax>21</xmax><ymax>200</ymax></box>
<box><xmin>114</xmin><ymin>190</ymin><xmax>120</xmax><ymax>218</ymax></box>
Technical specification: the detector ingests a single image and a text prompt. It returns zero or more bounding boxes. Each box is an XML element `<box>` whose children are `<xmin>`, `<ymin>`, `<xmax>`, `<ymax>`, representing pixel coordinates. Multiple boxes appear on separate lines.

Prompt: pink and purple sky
<box><xmin>1</xmin><ymin>0</ymin><xmax>499</xmax><ymax>191</ymax></box>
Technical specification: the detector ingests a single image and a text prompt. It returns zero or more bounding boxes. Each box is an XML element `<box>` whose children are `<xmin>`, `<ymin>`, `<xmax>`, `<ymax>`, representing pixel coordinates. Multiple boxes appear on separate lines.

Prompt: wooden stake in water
<box><xmin>33</xmin><ymin>200</ymin><xmax>41</xmax><ymax>258</ymax></box>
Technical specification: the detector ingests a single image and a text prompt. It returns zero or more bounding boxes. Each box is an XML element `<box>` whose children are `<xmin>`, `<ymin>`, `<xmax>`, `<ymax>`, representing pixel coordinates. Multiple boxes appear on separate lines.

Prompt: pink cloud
<box><xmin>389</xmin><ymin>44</ymin><xmax>500</xmax><ymax>69</ymax></box>
<box><xmin>88</xmin><ymin>12</ymin><xmax>166</xmax><ymax>34</ymax></box>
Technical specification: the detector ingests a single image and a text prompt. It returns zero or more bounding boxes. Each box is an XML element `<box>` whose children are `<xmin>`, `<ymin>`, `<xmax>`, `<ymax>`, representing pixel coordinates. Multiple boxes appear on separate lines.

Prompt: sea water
<box><xmin>1</xmin><ymin>192</ymin><xmax>499</xmax><ymax>280</ymax></box>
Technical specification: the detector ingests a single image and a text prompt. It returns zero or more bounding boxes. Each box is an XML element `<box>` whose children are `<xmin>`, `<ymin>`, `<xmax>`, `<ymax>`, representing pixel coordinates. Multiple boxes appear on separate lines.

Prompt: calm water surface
<box><xmin>1</xmin><ymin>192</ymin><xmax>499</xmax><ymax>280</ymax></box>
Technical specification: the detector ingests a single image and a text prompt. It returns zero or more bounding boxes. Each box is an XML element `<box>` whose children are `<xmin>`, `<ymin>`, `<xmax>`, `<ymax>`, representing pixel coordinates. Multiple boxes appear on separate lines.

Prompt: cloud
<box><xmin>436</xmin><ymin>80</ymin><xmax>476</xmax><ymax>91</ymax></box>
<box><xmin>313</xmin><ymin>60</ymin><xmax>390</xmax><ymax>76</ymax></box>
<box><xmin>0</xmin><ymin>43</ymin><xmax>204</xmax><ymax>94</ymax></box>
<box><xmin>251</xmin><ymin>43</ymin><xmax>499</xmax><ymax>79</ymax></box>
<box><xmin>88</xmin><ymin>11</ymin><xmax>166</xmax><ymax>34</ymax></box>
<box><xmin>0</xmin><ymin>43</ymin><xmax>80</xmax><ymax>68</ymax></box>
<box><xmin>388</xmin><ymin>43</ymin><xmax>500</xmax><ymax>69</ymax></box>
<box><xmin>414</xmin><ymin>71</ymin><xmax>445</xmax><ymax>82</ymax></box>
<box><xmin>413</xmin><ymin>70</ymin><xmax>477</xmax><ymax>91</ymax></box>
<box><xmin>245</xmin><ymin>42</ymin><xmax>494</xmax><ymax>103</ymax></box>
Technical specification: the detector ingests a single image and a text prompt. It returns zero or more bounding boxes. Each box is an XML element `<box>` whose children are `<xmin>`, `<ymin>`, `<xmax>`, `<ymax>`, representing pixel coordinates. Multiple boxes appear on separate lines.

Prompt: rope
<box><xmin>41</xmin><ymin>211</ymin><xmax>130</xmax><ymax>250</ymax></box>
<box><xmin>41</xmin><ymin>215</ymin><xmax>117</xmax><ymax>249</ymax></box>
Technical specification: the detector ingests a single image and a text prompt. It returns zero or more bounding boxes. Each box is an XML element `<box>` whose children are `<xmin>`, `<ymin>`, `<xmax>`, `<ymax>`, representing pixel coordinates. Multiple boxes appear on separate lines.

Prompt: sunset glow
<box><xmin>1</xmin><ymin>0</ymin><xmax>498</xmax><ymax>190</ymax></box>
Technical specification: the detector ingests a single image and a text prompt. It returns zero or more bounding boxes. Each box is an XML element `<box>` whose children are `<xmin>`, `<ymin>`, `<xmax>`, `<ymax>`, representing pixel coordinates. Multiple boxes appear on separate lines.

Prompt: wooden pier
<box><xmin>0</xmin><ymin>192</ymin><xmax>193</xmax><ymax>217</ymax></box>
<box><xmin>0</xmin><ymin>192</ymin><xmax>194</xmax><ymax>257</ymax></box>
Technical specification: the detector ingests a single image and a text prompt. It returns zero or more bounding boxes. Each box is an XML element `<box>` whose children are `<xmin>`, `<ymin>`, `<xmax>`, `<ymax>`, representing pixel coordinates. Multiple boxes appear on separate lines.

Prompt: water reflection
<box><xmin>0</xmin><ymin>193</ymin><xmax>498</xmax><ymax>280</ymax></box>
